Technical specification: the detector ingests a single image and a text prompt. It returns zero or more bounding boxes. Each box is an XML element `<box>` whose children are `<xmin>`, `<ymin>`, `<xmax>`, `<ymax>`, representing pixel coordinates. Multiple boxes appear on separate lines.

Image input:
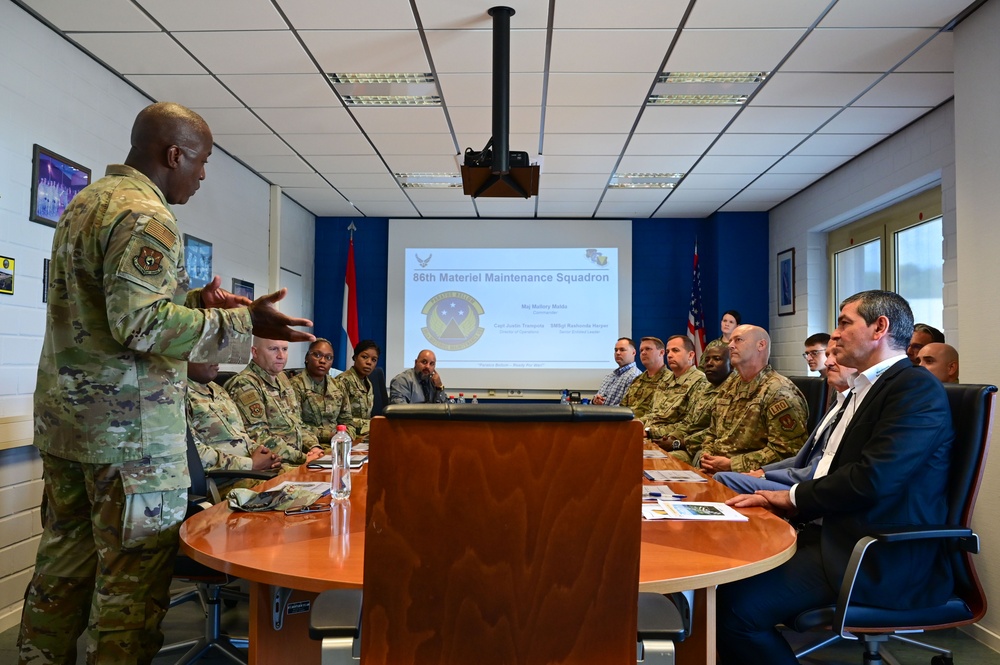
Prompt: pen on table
<box><xmin>646</xmin><ymin>491</ymin><xmax>686</xmax><ymax>499</ymax></box>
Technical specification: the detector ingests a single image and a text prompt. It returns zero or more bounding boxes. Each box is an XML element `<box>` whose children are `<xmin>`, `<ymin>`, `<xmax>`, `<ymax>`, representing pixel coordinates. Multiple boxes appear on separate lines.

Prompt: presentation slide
<box><xmin>387</xmin><ymin>220</ymin><xmax>632</xmax><ymax>391</ymax></box>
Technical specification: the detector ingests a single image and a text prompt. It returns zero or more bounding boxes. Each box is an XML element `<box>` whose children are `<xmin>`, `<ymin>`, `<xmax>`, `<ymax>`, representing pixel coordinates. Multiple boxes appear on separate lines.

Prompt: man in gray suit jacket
<box><xmin>714</xmin><ymin>339</ymin><xmax>855</xmax><ymax>494</ymax></box>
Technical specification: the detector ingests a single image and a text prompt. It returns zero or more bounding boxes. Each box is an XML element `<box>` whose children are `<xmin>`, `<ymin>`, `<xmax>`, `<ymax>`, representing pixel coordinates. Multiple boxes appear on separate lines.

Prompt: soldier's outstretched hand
<box><xmin>250</xmin><ymin>288</ymin><xmax>315</xmax><ymax>343</ymax></box>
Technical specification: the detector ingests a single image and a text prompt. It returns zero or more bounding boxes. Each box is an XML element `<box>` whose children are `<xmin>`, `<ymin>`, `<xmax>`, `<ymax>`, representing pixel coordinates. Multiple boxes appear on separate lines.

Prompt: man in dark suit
<box><xmin>716</xmin><ymin>290</ymin><xmax>954</xmax><ymax>665</ymax></box>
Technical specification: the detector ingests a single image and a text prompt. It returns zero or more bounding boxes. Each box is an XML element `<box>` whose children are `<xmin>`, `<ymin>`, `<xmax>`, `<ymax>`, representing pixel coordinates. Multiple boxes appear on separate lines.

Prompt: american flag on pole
<box><xmin>342</xmin><ymin>230</ymin><xmax>359</xmax><ymax>361</ymax></box>
<box><xmin>687</xmin><ymin>240</ymin><xmax>707</xmax><ymax>359</ymax></box>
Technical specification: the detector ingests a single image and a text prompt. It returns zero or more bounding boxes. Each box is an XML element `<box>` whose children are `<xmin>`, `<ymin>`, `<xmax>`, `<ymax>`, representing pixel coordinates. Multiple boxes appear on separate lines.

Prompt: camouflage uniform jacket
<box><xmin>333</xmin><ymin>366</ymin><xmax>374</xmax><ymax>439</ymax></box>
<box><xmin>186</xmin><ymin>379</ymin><xmax>258</xmax><ymax>473</ymax></box>
<box><xmin>33</xmin><ymin>164</ymin><xmax>252</xmax><ymax>487</ymax></box>
<box><xmin>224</xmin><ymin>361</ymin><xmax>320</xmax><ymax>463</ymax></box>
<box><xmin>290</xmin><ymin>371</ymin><xmax>344</xmax><ymax>443</ymax></box>
<box><xmin>644</xmin><ymin>366</ymin><xmax>708</xmax><ymax>439</ymax></box>
<box><xmin>697</xmin><ymin>365</ymin><xmax>808</xmax><ymax>472</ymax></box>
<box><xmin>620</xmin><ymin>368</ymin><xmax>670</xmax><ymax>421</ymax></box>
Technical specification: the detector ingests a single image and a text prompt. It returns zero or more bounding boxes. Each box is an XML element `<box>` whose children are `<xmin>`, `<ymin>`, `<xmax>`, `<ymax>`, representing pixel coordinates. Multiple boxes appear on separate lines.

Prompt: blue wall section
<box><xmin>313</xmin><ymin>214</ymin><xmax>769</xmax><ymax>375</ymax></box>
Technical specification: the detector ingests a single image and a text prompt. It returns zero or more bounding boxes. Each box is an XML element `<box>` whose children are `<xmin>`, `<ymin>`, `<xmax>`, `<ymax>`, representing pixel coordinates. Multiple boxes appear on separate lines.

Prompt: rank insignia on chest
<box><xmin>249</xmin><ymin>403</ymin><xmax>264</xmax><ymax>418</ymax></box>
<box><xmin>133</xmin><ymin>246</ymin><xmax>164</xmax><ymax>275</ymax></box>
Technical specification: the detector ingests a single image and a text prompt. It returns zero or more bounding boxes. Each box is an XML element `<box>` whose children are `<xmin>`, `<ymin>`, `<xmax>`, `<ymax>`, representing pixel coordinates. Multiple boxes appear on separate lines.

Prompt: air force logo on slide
<box><xmin>422</xmin><ymin>291</ymin><xmax>485</xmax><ymax>351</ymax></box>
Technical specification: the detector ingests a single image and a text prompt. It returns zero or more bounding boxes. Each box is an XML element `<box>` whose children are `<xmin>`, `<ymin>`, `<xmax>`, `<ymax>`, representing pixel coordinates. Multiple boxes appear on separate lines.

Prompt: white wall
<box><xmin>0</xmin><ymin>0</ymin><xmax>315</xmax><ymax>631</ymax></box>
<box><xmin>769</xmin><ymin>0</ymin><xmax>1000</xmax><ymax>649</ymax></box>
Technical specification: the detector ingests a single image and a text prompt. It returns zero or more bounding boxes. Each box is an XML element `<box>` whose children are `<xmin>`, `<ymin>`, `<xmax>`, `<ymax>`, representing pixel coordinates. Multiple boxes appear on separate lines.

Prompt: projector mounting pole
<box><xmin>489</xmin><ymin>6</ymin><xmax>513</xmax><ymax>177</ymax></box>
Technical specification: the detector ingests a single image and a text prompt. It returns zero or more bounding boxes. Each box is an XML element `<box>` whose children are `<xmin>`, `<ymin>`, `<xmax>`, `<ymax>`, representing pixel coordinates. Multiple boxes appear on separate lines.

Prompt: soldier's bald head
<box><xmin>130</xmin><ymin>102</ymin><xmax>210</xmax><ymax>157</ymax></box>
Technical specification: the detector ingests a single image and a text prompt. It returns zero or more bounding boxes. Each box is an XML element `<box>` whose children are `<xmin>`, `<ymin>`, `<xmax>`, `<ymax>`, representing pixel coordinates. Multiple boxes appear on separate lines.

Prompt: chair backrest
<box><xmin>370</xmin><ymin>366</ymin><xmax>389</xmax><ymax>417</ymax></box>
<box><xmin>362</xmin><ymin>405</ymin><xmax>643</xmax><ymax>665</ymax></box>
<box><xmin>788</xmin><ymin>375</ymin><xmax>829</xmax><ymax>434</ymax></box>
<box><xmin>942</xmin><ymin>383</ymin><xmax>996</xmax><ymax>621</ymax></box>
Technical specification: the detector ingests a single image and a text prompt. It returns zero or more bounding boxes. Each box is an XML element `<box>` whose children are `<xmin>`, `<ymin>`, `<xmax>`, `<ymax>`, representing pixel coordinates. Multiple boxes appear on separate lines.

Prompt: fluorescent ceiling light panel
<box><xmin>609</xmin><ymin>173</ymin><xmax>684</xmax><ymax>189</ymax></box>
<box><xmin>396</xmin><ymin>172</ymin><xmax>463</xmax><ymax>188</ymax></box>
<box><xmin>329</xmin><ymin>72</ymin><xmax>441</xmax><ymax>106</ymax></box>
<box><xmin>648</xmin><ymin>71</ymin><xmax>768</xmax><ymax>106</ymax></box>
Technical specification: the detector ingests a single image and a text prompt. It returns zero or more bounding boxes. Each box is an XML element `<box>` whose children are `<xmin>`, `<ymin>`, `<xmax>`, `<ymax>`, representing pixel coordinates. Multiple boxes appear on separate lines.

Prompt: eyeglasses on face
<box><xmin>308</xmin><ymin>352</ymin><xmax>334</xmax><ymax>361</ymax></box>
<box><xmin>802</xmin><ymin>350</ymin><xmax>823</xmax><ymax>359</ymax></box>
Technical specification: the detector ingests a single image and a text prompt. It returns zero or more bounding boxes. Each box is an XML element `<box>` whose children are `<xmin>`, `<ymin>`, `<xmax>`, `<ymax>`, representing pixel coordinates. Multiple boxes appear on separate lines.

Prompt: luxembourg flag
<box><xmin>342</xmin><ymin>236</ymin><xmax>359</xmax><ymax>361</ymax></box>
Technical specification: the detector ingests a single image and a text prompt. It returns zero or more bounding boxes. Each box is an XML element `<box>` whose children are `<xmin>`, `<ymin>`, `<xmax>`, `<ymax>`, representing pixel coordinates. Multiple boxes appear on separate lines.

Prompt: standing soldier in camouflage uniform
<box><xmin>644</xmin><ymin>335</ymin><xmax>709</xmax><ymax>449</ymax></box>
<box><xmin>225</xmin><ymin>337</ymin><xmax>324</xmax><ymax>464</ymax></box>
<box><xmin>620</xmin><ymin>336</ymin><xmax>670</xmax><ymax>421</ymax></box>
<box><xmin>187</xmin><ymin>361</ymin><xmax>283</xmax><ymax>495</ymax></box>
<box><xmin>18</xmin><ymin>102</ymin><xmax>314</xmax><ymax>665</ymax></box>
<box><xmin>334</xmin><ymin>339</ymin><xmax>380</xmax><ymax>439</ymax></box>
<box><xmin>290</xmin><ymin>338</ymin><xmax>343</xmax><ymax>442</ymax></box>
<box><xmin>697</xmin><ymin>325</ymin><xmax>808</xmax><ymax>474</ymax></box>
<box><xmin>699</xmin><ymin>309</ymin><xmax>741</xmax><ymax>367</ymax></box>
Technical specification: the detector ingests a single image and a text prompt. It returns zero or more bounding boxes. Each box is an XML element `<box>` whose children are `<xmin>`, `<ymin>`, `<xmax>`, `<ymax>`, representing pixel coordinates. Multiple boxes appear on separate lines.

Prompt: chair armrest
<box><xmin>832</xmin><ymin>526</ymin><xmax>979</xmax><ymax>637</ymax></box>
<box><xmin>637</xmin><ymin>592</ymin><xmax>688</xmax><ymax>642</ymax></box>
<box><xmin>309</xmin><ymin>589</ymin><xmax>362</xmax><ymax>641</ymax></box>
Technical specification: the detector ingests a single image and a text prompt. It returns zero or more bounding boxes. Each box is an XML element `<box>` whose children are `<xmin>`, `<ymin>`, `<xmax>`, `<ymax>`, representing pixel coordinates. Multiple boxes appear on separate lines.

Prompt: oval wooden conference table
<box><xmin>180</xmin><ymin>445</ymin><xmax>796</xmax><ymax>665</ymax></box>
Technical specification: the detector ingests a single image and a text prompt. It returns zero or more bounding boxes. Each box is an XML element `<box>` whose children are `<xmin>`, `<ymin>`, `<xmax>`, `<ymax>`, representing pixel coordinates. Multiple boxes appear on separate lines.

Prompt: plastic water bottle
<box><xmin>449</xmin><ymin>395</ymin><xmax>456</xmax><ymax>403</ymax></box>
<box><xmin>330</xmin><ymin>425</ymin><xmax>352</xmax><ymax>500</ymax></box>
<box><xmin>560</xmin><ymin>389</ymin><xmax>569</xmax><ymax>404</ymax></box>
<box><xmin>471</xmin><ymin>394</ymin><xmax>479</xmax><ymax>404</ymax></box>
<box><xmin>458</xmin><ymin>393</ymin><xmax>466</xmax><ymax>404</ymax></box>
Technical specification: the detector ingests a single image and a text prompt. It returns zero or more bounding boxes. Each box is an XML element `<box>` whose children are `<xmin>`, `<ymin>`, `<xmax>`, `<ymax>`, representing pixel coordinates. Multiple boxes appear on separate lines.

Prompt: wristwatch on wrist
<box><xmin>671</xmin><ymin>438</ymin><xmax>683</xmax><ymax>451</ymax></box>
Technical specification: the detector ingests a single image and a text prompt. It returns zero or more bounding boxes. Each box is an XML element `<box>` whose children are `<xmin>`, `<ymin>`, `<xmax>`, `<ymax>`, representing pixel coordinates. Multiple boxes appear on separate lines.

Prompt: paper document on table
<box><xmin>306</xmin><ymin>455</ymin><xmax>367</xmax><ymax>470</ymax></box>
<box><xmin>643</xmin><ymin>448</ymin><xmax>669</xmax><ymax>458</ymax></box>
<box><xmin>642</xmin><ymin>485</ymin><xmax>685</xmax><ymax>502</ymax></box>
<box><xmin>642</xmin><ymin>501</ymin><xmax>748</xmax><ymax>521</ymax></box>
<box><xmin>643</xmin><ymin>469</ymin><xmax>707</xmax><ymax>483</ymax></box>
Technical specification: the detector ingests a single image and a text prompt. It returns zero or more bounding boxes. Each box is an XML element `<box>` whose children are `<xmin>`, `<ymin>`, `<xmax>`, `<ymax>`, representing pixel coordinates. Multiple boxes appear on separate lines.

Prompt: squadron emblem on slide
<box><xmin>421</xmin><ymin>291</ymin><xmax>485</xmax><ymax>351</ymax></box>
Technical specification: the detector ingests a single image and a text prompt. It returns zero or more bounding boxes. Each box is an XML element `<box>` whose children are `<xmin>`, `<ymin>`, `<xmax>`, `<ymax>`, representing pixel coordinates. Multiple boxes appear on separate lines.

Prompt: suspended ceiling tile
<box><xmin>667</xmin><ymin>29</ymin><xmax>806</xmax><ymax>72</ymax></box>
<box><xmin>546</xmin><ymin>73</ymin><xmax>653</xmax><ymax>107</ymax></box>
<box><xmin>219</xmin><ymin>74</ymin><xmax>341</xmax><ymax>107</ymax></box>
<box><xmin>137</xmin><ymin>0</ymin><xmax>287</xmax><ymax>30</ymax></box>
<box><xmin>676</xmin><ymin>172</ymin><xmax>758</xmax><ymax>189</ymax></box>
<box><xmin>667</xmin><ymin>187</ymin><xmax>742</xmax><ymax>203</ymax></box>
<box><xmin>535</xmin><ymin>187</ymin><xmax>602</xmax><ymax>202</ymax></box>
<box><xmin>696</xmin><ymin>154</ymin><xmax>782</xmax><ymax>174</ymax></box>
<box><xmin>214</xmin><ymin>133</ymin><xmax>296</xmax><ymax>156</ymax></box>
<box><xmin>651</xmin><ymin>201</ymin><xmax>721</xmax><ymax>218</ymax></box>
<box><xmin>284</xmin><ymin>133</ymin><xmax>377</xmax><ymax>157</ymax></box>
<box><xmin>789</xmin><ymin>133</ymin><xmax>888</xmax><ymax>156</ymax></box>
<box><xmin>534</xmin><ymin>173</ymin><xmax>611</xmax><ymax>189</ymax></box>
<box><xmin>299</xmin><ymin>30</ymin><xmax>429</xmax><ymax>73</ymax></box>
<box><xmin>423</xmin><ymin>29</ymin><xmax>547</xmax><ymax>74</ymax></box>
<box><xmin>854</xmin><ymin>73</ymin><xmax>953</xmax><ymax>107</ymax></box>
<box><xmin>174</xmin><ymin>31</ymin><xmax>316</xmax><ymax>75</ymax></box>
<box><xmin>541</xmin><ymin>155</ymin><xmax>619</xmax><ymax>174</ymax></box>
<box><xmin>602</xmin><ymin>188</ymin><xmax>673</xmax><ymax>203</ymax></box>
<box><xmin>194</xmin><ymin>107</ymin><xmax>273</xmax><ymax>134</ymax></box>
<box><xmin>20</xmin><ymin>0</ymin><xmax>159</xmax><ymax>31</ymax></box>
<box><xmin>727</xmin><ymin>106</ymin><xmax>840</xmax><ymax>133</ymax></box>
<box><xmin>543</xmin><ymin>134</ymin><xmax>630</xmax><ymax>156</ymax></box>
<box><xmin>767</xmin><ymin>154</ymin><xmax>853</xmax><ymax>174</ymax></box>
<box><xmin>71</xmin><ymin>33</ymin><xmax>206</xmax><ymax>75</ymax></box>
<box><xmin>752</xmin><ymin>172</ymin><xmax>826</xmax><ymax>190</ymax></box>
<box><xmin>896</xmin><ymin>33</ymin><xmax>953</xmax><ymax>73</ymax></box>
<box><xmin>549</xmin><ymin>30</ymin><xmax>673</xmax><ymax>74</ymax></box>
<box><xmin>686</xmin><ymin>0</ymin><xmax>831</xmax><ymax>29</ymax></box>
<box><xmin>553</xmin><ymin>0</ymin><xmax>686</xmax><ymax>29</ymax></box>
<box><xmin>535</xmin><ymin>202</ymin><xmax>599</xmax><ymax>217</ymax></box>
<box><xmin>404</xmin><ymin>188</ymin><xmax>471</xmax><ymax>202</ymax></box>
<box><xmin>473</xmin><ymin>198</ymin><xmax>538</xmax><ymax>216</ymax></box>
<box><xmin>597</xmin><ymin>201</ymin><xmax>659</xmax><ymax>218</ymax></box>
<box><xmin>753</xmin><ymin>72</ymin><xmax>883</xmax><ymax>107</ymax></box>
<box><xmin>781</xmin><ymin>27</ymin><xmax>938</xmax><ymax>72</ymax></box>
<box><xmin>728</xmin><ymin>187</ymin><xmax>800</xmax><ymax>202</ymax></box>
<box><xmin>125</xmin><ymin>74</ymin><xmax>242</xmax><ymax>107</ymax></box>
<box><xmin>384</xmin><ymin>154</ymin><xmax>459</xmax><ymax>173</ymax></box>
<box><xmin>623</xmin><ymin>133</ymin><xmax>718</xmax><ymax>156</ymax></box>
<box><xmin>255</xmin><ymin>107</ymin><xmax>356</xmax><ymax>134</ymax></box>
<box><xmin>260</xmin><ymin>172</ymin><xmax>329</xmax><ymax>189</ymax></box>
<box><xmin>818</xmin><ymin>106</ymin><xmax>932</xmax><ymax>134</ymax></box>
<box><xmin>634</xmin><ymin>106</ymin><xmax>740</xmax><ymax>134</ymax></box>
<box><xmin>355</xmin><ymin>201</ymin><xmax>419</xmax><ymax>217</ymax></box>
<box><xmin>418</xmin><ymin>1</ymin><xmax>550</xmax><ymax>30</ymax></box>
<box><xmin>310</xmin><ymin>155</ymin><xmax>387</xmax><ymax>173</ymax></box>
<box><xmin>437</xmin><ymin>72</ymin><xmax>543</xmax><ymax>107</ymax></box>
<box><xmin>457</xmin><ymin>133</ymin><xmax>537</xmax><ymax>156</ymax></box>
<box><xmin>366</xmin><ymin>133</ymin><xmax>457</xmax><ymax>156</ymax></box>
<box><xmin>718</xmin><ymin>198</ymin><xmax>775</xmax><ymax>212</ymax></box>
<box><xmin>335</xmin><ymin>186</ymin><xmax>409</xmax><ymax>202</ymax></box>
<box><xmin>413</xmin><ymin>201</ymin><xmax>479</xmax><ymax>216</ymax></box>
<box><xmin>351</xmin><ymin>107</ymin><xmax>452</xmax><ymax>135</ymax></box>
<box><xmin>239</xmin><ymin>154</ymin><xmax>314</xmax><ymax>173</ymax></box>
<box><xmin>448</xmin><ymin>106</ymin><xmax>541</xmax><ymax>135</ymax></box>
<box><xmin>283</xmin><ymin>190</ymin><xmax>360</xmax><ymax>217</ymax></box>
<box><xmin>709</xmin><ymin>133</ymin><xmax>809</xmax><ymax>156</ymax></box>
<box><xmin>818</xmin><ymin>0</ymin><xmax>976</xmax><ymax>28</ymax></box>
<box><xmin>542</xmin><ymin>106</ymin><xmax>639</xmax><ymax>135</ymax></box>
<box><xmin>280</xmin><ymin>0</ymin><xmax>417</xmax><ymax>30</ymax></box>
<box><xmin>616</xmin><ymin>154</ymin><xmax>699</xmax><ymax>174</ymax></box>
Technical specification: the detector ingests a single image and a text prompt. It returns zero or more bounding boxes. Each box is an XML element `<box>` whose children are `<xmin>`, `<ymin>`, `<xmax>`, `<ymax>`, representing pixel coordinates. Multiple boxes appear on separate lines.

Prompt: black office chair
<box><xmin>158</xmin><ymin>431</ymin><xmax>277</xmax><ymax>664</ymax></box>
<box><xmin>369</xmin><ymin>366</ymin><xmax>389</xmax><ymax>417</ymax></box>
<box><xmin>787</xmin><ymin>375</ymin><xmax>829</xmax><ymax>435</ymax></box>
<box><xmin>309</xmin><ymin>404</ymin><xmax>687</xmax><ymax>665</ymax></box>
<box><xmin>789</xmin><ymin>383</ymin><xmax>995</xmax><ymax>664</ymax></box>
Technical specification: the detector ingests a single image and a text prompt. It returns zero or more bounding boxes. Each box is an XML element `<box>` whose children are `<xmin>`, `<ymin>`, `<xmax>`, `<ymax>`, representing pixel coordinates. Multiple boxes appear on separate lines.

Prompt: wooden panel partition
<box><xmin>361</xmin><ymin>416</ymin><xmax>645</xmax><ymax>665</ymax></box>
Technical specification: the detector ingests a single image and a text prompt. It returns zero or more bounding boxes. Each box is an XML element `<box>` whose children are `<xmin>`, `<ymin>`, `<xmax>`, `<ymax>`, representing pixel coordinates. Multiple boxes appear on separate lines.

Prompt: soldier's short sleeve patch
<box><xmin>768</xmin><ymin>399</ymin><xmax>790</xmax><ymax>417</ymax></box>
<box><xmin>249</xmin><ymin>402</ymin><xmax>264</xmax><ymax>418</ymax></box>
<box><xmin>779</xmin><ymin>413</ymin><xmax>797</xmax><ymax>431</ymax></box>
<box><xmin>133</xmin><ymin>246</ymin><xmax>164</xmax><ymax>275</ymax></box>
<box><xmin>143</xmin><ymin>217</ymin><xmax>177</xmax><ymax>249</ymax></box>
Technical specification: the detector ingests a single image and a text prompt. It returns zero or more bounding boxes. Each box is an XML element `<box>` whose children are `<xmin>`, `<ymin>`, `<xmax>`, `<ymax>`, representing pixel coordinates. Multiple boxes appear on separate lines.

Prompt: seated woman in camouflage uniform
<box><xmin>290</xmin><ymin>338</ymin><xmax>343</xmax><ymax>443</ymax></box>
<box><xmin>334</xmin><ymin>339</ymin><xmax>380</xmax><ymax>439</ymax></box>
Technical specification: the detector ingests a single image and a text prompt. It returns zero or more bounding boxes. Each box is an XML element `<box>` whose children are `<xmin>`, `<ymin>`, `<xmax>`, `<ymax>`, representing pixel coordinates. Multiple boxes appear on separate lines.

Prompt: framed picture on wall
<box><xmin>777</xmin><ymin>247</ymin><xmax>795</xmax><ymax>316</ymax></box>
<box><xmin>232</xmin><ymin>278</ymin><xmax>254</xmax><ymax>301</ymax></box>
<box><xmin>30</xmin><ymin>144</ymin><xmax>91</xmax><ymax>227</ymax></box>
<box><xmin>183</xmin><ymin>234</ymin><xmax>212</xmax><ymax>289</ymax></box>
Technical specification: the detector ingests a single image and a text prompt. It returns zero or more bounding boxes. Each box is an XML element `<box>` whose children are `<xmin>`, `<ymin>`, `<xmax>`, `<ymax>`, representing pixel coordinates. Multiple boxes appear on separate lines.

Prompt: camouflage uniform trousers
<box><xmin>18</xmin><ymin>453</ymin><xmax>187</xmax><ymax>665</ymax></box>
